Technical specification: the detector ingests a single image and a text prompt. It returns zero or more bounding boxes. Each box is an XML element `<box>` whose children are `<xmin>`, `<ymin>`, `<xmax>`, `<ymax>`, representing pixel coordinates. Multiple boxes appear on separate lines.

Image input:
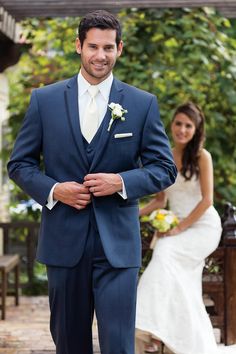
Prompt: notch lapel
<box><xmin>64</xmin><ymin>75</ymin><xmax>89</xmax><ymax>171</ymax></box>
<box><xmin>90</xmin><ymin>78</ymin><xmax>124</xmax><ymax>171</ymax></box>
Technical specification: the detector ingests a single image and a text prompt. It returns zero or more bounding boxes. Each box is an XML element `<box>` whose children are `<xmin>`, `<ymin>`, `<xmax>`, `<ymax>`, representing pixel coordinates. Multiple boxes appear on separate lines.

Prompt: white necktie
<box><xmin>82</xmin><ymin>85</ymin><xmax>99</xmax><ymax>143</ymax></box>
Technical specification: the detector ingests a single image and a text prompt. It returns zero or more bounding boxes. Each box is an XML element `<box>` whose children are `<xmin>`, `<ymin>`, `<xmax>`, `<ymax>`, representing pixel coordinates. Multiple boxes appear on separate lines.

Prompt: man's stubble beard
<box><xmin>80</xmin><ymin>55</ymin><xmax>116</xmax><ymax>82</ymax></box>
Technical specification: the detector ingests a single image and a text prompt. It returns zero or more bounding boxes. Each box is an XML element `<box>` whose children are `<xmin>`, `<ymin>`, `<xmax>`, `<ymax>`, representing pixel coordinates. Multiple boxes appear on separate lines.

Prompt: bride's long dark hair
<box><xmin>172</xmin><ymin>102</ymin><xmax>205</xmax><ymax>180</ymax></box>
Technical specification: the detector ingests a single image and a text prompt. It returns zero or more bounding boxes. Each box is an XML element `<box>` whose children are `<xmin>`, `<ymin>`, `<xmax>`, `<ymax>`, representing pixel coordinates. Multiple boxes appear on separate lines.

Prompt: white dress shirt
<box><xmin>46</xmin><ymin>72</ymin><xmax>127</xmax><ymax>209</ymax></box>
<box><xmin>78</xmin><ymin>71</ymin><xmax>113</xmax><ymax>129</ymax></box>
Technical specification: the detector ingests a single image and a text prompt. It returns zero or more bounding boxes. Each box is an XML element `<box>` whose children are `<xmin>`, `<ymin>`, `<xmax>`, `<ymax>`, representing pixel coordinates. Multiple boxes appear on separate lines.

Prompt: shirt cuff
<box><xmin>46</xmin><ymin>183</ymin><xmax>59</xmax><ymax>210</ymax></box>
<box><xmin>117</xmin><ymin>174</ymin><xmax>127</xmax><ymax>199</ymax></box>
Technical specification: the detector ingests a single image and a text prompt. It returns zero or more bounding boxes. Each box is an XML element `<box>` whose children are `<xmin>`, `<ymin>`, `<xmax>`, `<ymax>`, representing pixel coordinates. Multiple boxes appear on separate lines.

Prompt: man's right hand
<box><xmin>53</xmin><ymin>182</ymin><xmax>91</xmax><ymax>210</ymax></box>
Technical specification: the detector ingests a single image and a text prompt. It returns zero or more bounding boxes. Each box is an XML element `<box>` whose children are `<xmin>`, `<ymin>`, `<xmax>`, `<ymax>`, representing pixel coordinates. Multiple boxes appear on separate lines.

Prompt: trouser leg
<box><xmin>92</xmin><ymin>229</ymin><xmax>139</xmax><ymax>354</ymax></box>
<box><xmin>47</xmin><ymin>224</ymin><xmax>139</xmax><ymax>354</ymax></box>
<box><xmin>47</xmin><ymin>228</ymin><xmax>94</xmax><ymax>354</ymax></box>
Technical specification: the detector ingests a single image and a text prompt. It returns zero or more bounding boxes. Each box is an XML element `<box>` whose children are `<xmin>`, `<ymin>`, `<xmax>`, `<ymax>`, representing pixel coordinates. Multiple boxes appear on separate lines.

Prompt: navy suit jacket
<box><xmin>8</xmin><ymin>75</ymin><xmax>177</xmax><ymax>268</ymax></box>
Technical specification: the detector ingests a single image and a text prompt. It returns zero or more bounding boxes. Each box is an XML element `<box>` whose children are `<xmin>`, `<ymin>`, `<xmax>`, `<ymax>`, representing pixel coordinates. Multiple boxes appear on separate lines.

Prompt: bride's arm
<box><xmin>168</xmin><ymin>149</ymin><xmax>213</xmax><ymax>235</ymax></box>
<box><xmin>139</xmin><ymin>191</ymin><xmax>167</xmax><ymax>216</ymax></box>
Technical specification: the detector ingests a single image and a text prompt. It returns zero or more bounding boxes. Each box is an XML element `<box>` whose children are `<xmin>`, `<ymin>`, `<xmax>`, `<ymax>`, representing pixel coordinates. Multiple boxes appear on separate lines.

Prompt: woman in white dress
<box><xmin>135</xmin><ymin>102</ymin><xmax>222</xmax><ymax>354</ymax></box>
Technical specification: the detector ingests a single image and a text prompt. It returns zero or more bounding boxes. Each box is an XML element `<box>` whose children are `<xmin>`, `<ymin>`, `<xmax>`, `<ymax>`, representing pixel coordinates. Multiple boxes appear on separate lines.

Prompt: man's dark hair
<box><xmin>78</xmin><ymin>10</ymin><xmax>122</xmax><ymax>47</ymax></box>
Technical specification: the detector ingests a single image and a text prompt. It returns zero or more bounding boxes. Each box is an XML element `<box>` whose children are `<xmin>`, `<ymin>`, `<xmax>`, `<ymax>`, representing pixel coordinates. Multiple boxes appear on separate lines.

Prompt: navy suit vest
<box><xmin>83</xmin><ymin>116</ymin><xmax>106</xmax><ymax>163</ymax></box>
<box><xmin>83</xmin><ymin>118</ymin><xmax>107</xmax><ymax>231</ymax></box>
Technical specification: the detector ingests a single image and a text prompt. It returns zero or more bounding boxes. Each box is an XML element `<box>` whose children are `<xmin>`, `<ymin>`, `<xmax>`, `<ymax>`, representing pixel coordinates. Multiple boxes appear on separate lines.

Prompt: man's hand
<box><xmin>53</xmin><ymin>182</ymin><xmax>91</xmax><ymax>210</ymax></box>
<box><xmin>84</xmin><ymin>173</ymin><xmax>122</xmax><ymax>197</ymax></box>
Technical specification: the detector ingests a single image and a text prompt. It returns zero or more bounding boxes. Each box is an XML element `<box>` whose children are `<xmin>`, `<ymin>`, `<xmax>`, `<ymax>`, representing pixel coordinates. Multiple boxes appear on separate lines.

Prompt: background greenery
<box><xmin>4</xmin><ymin>7</ymin><xmax>236</xmax><ymax>294</ymax></box>
<box><xmin>5</xmin><ymin>7</ymin><xmax>236</xmax><ymax>216</ymax></box>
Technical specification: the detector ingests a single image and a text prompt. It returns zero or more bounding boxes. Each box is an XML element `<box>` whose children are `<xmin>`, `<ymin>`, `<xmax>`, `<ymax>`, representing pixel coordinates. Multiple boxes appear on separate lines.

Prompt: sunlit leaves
<box><xmin>117</xmin><ymin>7</ymin><xmax>236</xmax><ymax>209</ymax></box>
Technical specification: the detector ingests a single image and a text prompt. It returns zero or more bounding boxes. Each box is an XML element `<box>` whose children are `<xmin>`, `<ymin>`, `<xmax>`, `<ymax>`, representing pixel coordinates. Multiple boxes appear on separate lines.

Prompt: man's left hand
<box><xmin>84</xmin><ymin>173</ymin><xmax>122</xmax><ymax>196</ymax></box>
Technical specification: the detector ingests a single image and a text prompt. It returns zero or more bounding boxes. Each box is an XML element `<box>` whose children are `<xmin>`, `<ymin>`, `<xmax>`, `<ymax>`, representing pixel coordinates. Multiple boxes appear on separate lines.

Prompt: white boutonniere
<box><xmin>107</xmin><ymin>102</ymin><xmax>128</xmax><ymax>131</ymax></box>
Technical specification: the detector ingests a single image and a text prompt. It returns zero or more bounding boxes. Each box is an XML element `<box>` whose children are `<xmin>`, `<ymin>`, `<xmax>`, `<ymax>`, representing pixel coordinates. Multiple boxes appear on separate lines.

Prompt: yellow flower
<box><xmin>156</xmin><ymin>214</ymin><xmax>165</xmax><ymax>220</ymax></box>
<box><xmin>148</xmin><ymin>208</ymin><xmax>179</xmax><ymax>232</ymax></box>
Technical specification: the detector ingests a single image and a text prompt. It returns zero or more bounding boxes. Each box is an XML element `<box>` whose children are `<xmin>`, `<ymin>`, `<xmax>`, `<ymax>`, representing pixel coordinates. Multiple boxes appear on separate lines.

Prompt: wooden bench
<box><xmin>0</xmin><ymin>254</ymin><xmax>20</xmax><ymax>320</ymax></box>
<box><xmin>202</xmin><ymin>237</ymin><xmax>236</xmax><ymax>345</ymax></box>
<box><xmin>202</xmin><ymin>247</ymin><xmax>225</xmax><ymax>342</ymax></box>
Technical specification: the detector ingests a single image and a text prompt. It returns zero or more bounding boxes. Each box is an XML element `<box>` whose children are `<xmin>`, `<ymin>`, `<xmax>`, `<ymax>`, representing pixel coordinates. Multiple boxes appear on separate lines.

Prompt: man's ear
<box><xmin>75</xmin><ymin>38</ymin><xmax>82</xmax><ymax>55</ymax></box>
<box><xmin>117</xmin><ymin>40</ymin><xmax>123</xmax><ymax>57</ymax></box>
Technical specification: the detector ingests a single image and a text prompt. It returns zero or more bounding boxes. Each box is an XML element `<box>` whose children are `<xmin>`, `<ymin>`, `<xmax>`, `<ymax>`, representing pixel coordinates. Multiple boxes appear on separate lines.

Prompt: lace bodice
<box><xmin>165</xmin><ymin>173</ymin><xmax>202</xmax><ymax>219</ymax></box>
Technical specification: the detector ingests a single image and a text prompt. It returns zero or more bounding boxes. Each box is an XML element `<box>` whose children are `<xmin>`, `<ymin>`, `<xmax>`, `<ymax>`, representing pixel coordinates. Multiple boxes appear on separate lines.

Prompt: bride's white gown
<box><xmin>136</xmin><ymin>173</ymin><xmax>235</xmax><ymax>354</ymax></box>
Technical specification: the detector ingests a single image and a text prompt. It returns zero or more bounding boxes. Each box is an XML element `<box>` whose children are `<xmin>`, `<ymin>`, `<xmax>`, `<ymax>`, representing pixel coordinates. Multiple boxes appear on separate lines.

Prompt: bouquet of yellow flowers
<box><xmin>149</xmin><ymin>209</ymin><xmax>179</xmax><ymax>232</ymax></box>
<box><xmin>141</xmin><ymin>209</ymin><xmax>179</xmax><ymax>249</ymax></box>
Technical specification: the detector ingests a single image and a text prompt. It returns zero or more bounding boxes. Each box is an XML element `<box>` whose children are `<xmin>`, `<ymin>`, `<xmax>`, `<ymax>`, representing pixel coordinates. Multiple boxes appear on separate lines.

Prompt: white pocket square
<box><xmin>114</xmin><ymin>133</ymin><xmax>133</xmax><ymax>138</ymax></box>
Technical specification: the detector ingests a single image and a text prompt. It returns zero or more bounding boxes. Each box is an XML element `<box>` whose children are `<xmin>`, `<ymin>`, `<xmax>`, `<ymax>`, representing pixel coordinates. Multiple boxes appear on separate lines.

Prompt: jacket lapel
<box><xmin>90</xmin><ymin>78</ymin><xmax>124</xmax><ymax>171</ymax></box>
<box><xmin>64</xmin><ymin>75</ymin><xmax>89</xmax><ymax>171</ymax></box>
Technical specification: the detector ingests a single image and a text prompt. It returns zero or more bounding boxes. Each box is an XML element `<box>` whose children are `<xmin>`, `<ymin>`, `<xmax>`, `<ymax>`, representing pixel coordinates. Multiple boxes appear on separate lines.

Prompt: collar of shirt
<box><xmin>77</xmin><ymin>72</ymin><xmax>114</xmax><ymax>126</ymax></box>
<box><xmin>77</xmin><ymin>72</ymin><xmax>113</xmax><ymax>101</ymax></box>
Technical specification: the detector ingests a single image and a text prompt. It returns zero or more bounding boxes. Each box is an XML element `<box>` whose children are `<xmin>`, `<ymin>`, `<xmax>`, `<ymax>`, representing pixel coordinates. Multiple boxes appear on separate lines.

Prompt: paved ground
<box><xmin>1</xmin><ymin>296</ymin><xmax>236</xmax><ymax>354</ymax></box>
<box><xmin>0</xmin><ymin>296</ymin><xmax>100</xmax><ymax>354</ymax></box>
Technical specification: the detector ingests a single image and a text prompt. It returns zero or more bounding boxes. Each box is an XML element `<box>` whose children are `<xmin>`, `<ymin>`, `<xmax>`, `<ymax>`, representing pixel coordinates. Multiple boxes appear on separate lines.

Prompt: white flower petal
<box><xmin>109</xmin><ymin>102</ymin><xmax>116</xmax><ymax>109</ymax></box>
<box><xmin>113</xmin><ymin>107</ymin><xmax>123</xmax><ymax>117</ymax></box>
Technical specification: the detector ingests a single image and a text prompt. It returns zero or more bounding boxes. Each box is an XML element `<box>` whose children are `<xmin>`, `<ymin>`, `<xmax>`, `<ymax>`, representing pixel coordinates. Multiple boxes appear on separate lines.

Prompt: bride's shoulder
<box><xmin>199</xmin><ymin>149</ymin><xmax>213</xmax><ymax>170</ymax></box>
<box><xmin>199</xmin><ymin>148</ymin><xmax>212</xmax><ymax>161</ymax></box>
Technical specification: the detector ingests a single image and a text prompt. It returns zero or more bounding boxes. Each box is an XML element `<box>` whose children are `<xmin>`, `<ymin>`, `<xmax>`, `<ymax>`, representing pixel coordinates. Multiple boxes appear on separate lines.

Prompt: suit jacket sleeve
<box><xmin>7</xmin><ymin>90</ymin><xmax>58</xmax><ymax>205</ymax></box>
<box><xmin>119</xmin><ymin>95</ymin><xmax>177</xmax><ymax>199</ymax></box>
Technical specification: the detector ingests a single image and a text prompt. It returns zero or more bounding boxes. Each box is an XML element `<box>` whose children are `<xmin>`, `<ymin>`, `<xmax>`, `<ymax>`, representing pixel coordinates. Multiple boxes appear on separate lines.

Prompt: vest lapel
<box><xmin>64</xmin><ymin>75</ymin><xmax>89</xmax><ymax>171</ymax></box>
<box><xmin>90</xmin><ymin>78</ymin><xmax>124</xmax><ymax>172</ymax></box>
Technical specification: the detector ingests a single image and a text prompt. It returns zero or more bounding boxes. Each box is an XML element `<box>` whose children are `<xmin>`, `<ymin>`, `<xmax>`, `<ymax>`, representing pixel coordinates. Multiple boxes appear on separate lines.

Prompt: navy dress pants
<box><xmin>47</xmin><ymin>224</ymin><xmax>139</xmax><ymax>354</ymax></box>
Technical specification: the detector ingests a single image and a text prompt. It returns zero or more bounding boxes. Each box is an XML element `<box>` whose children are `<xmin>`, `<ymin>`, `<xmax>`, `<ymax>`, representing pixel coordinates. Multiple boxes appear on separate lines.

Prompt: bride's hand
<box><xmin>155</xmin><ymin>231</ymin><xmax>167</xmax><ymax>238</ymax></box>
<box><xmin>157</xmin><ymin>225</ymin><xmax>183</xmax><ymax>238</ymax></box>
<box><xmin>165</xmin><ymin>225</ymin><xmax>183</xmax><ymax>236</ymax></box>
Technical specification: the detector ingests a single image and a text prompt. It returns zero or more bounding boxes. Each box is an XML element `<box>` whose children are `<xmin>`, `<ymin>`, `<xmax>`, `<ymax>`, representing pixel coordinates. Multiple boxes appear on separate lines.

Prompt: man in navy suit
<box><xmin>8</xmin><ymin>10</ymin><xmax>177</xmax><ymax>354</ymax></box>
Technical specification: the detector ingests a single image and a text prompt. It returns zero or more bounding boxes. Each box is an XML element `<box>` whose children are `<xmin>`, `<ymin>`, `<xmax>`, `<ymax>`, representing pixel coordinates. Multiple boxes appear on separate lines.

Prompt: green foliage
<box><xmin>116</xmin><ymin>8</ymin><xmax>236</xmax><ymax>209</ymax></box>
<box><xmin>7</xmin><ymin>17</ymin><xmax>80</xmax><ymax>141</ymax></box>
<box><xmin>139</xmin><ymin>221</ymin><xmax>154</xmax><ymax>275</ymax></box>
<box><xmin>5</xmin><ymin>8</ymin><xmax>236</xmax><ymax>214</ymax></box>
<box><xmin>21</xmin><ymin>262</ymin><xmax>48</xmax><ymax>295</ymax></box>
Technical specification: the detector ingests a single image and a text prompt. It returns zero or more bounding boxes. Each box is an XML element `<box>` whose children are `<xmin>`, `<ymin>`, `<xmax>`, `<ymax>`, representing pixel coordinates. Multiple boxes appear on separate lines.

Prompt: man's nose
<box><xmin>96</xmin><ymin>48</ymin><xmax>106</xmax><ymax>60</ymax></box>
